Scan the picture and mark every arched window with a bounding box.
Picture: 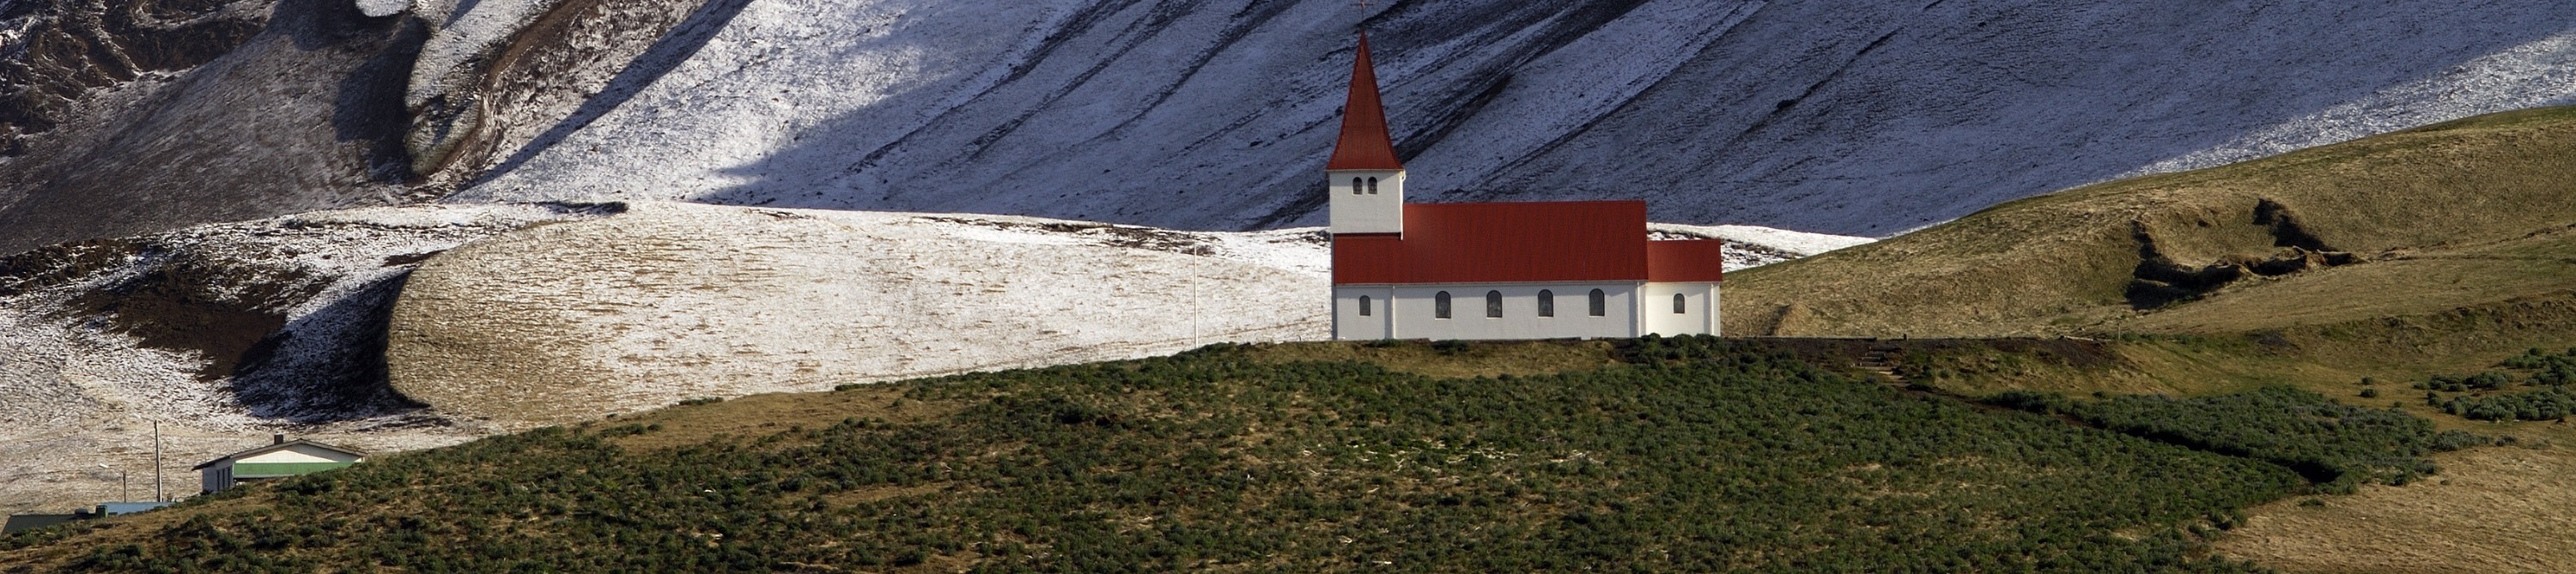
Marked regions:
[1358,295,1372,317]
[1485,291,1504,317]
[1367,177,1379,194]
[1434,291,1452,319]
[1674,293,1688,314]
[1352,177,1364,195]
[1589,289,1607,317]
[1537,290,1555,317]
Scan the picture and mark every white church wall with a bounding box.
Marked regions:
[1326,170,1406,234]
[1331,287,1397,340]
[1336,283,1643,341]
[1641,281,1720,336]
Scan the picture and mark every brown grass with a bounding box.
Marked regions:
[0,492,268,571]
[596,384,962,452]
[2216,447,2576,574]
[1236,340,1620,379]
[1722,106,2576,338]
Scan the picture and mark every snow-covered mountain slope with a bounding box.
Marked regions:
[0,202,609,514]
[447,0,2576,238]
[9,0,2575,256]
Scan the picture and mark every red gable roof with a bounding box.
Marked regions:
[1327,33,1403,172]
[1333,201,1724,285]
[1647,239,1727,282]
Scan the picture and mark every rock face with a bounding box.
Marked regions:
[0,0,271,157]
[0,0,705,256]
[384,202,1333,426]
[0,0,423,257]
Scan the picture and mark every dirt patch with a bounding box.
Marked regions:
[380,251,442,266]
[0,239,142,296]
[917,216,1222,255]
[57,252,317,382]
[2218,447,2576,574]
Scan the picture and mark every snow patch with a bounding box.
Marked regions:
[355,0,410,18]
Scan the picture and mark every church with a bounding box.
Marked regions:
[1327,34,1725,341]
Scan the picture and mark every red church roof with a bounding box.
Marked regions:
[1332,201,1724,285]
[1327,33,1403,172]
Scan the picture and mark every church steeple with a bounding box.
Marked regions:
[1326,32,1406,236]
[1327,33,1403,171]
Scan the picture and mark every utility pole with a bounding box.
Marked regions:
[152,421,163,503]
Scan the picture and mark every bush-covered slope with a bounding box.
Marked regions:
[0,338,2351,572]
[1722,106,2576,338]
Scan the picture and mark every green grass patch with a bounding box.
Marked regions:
[1984,386,2489,492]
[21,337,2310,572]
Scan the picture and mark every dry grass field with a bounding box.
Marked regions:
[2219,447,2576,574]
[1722,106,2576,339]
[1712,107,2576,572]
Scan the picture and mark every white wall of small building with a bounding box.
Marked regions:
[1334,281,1718,341]
[1641,281,1721,337]
[201,464,228,495]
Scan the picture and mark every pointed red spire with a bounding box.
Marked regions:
[1327,33,1404,171]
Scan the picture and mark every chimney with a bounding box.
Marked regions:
[272,433,285,445]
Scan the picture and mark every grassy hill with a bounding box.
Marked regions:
[0,338,2486,572]
[1722,106,2576,340]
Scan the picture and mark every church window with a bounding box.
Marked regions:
[1674,293,1688,314]
[1352,177,1364,195]
[1367,177,1380,194]
[1537,290,1555,317]
[1434,292,1452,318]
[1485,291,1504,317]
[1589,289,1607,317]
[1358,295,1372,317]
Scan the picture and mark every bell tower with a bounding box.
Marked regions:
[1327,33,1405,236]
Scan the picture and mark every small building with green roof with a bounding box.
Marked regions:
[194,435,366,494]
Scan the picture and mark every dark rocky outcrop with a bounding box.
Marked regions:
[0,0,272,156]
[2126,199,2363,310]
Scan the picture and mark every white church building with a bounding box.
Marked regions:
[1326,34,1725,341]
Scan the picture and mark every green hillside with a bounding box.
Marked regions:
[1723,106,2576,341]
[0,338,2473,572]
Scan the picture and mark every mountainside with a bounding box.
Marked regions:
[425,0,2576,234]
[1722,106,2576,340]
[8,0,2576,255]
